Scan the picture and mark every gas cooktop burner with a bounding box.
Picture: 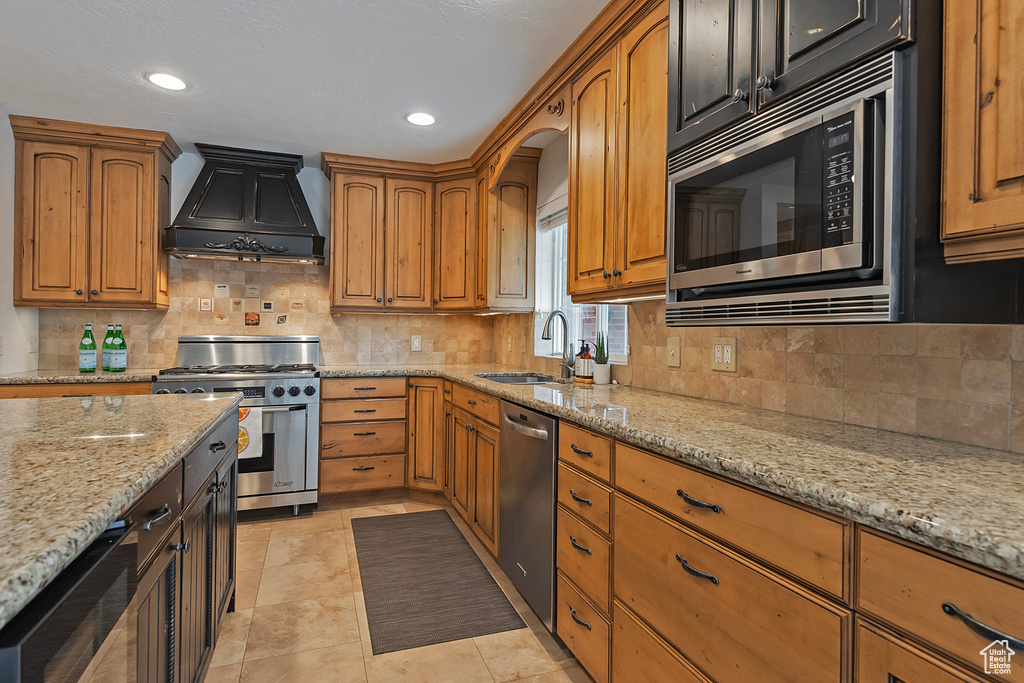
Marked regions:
[159,363,317,376]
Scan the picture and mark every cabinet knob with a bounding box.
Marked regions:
[387,297,393,303]
[756,75,774,91]
[377,297,382,303]
[613,268,622,277]
[433,299,438,304]
[602,270,612,279]
[75,289,83,295]
[731,89,748,104]
[90,289,98,295]
[172,539,191,554]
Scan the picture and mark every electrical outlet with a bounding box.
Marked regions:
[667,336,680,368]
[711,337,737,372]
[411,335,421,352]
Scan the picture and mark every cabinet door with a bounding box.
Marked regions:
[213,454,237,631]
[132,538,178,683]
[488,159,538,311]
[471,419,499,556]
[178,478,216,683]
[856,621,987,683]
[408,378,444,490]
[616,2,670,288]
[756,0,909,107]
[331,174,385,309]
[451,409,473,522]
[385,178,433,309]
[443,401,455,500]
[475,169,490,307]
[15,141,89,304]
[569,48,618,295]
[668,0,755,153]
[434,178,477,310]
[942,0,1024,262]
[88,147,155,304]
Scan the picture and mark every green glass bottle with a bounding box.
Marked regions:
[101,323,114,371]
[111,324,127,372]
[78,324,97,373]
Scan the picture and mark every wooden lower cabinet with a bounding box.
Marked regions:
[856,619,988,683]
[132,538,176,683]
[450,408,473,521]
[408,378,445,491]
[213,454,237,630]
[0,382,152,399]
[556,507,611,614]
[178,472,216,683]
[556,572,610,683]
[320,456,405,492]
[442,400,455,500]
[613,493,850,682]
[445,402,499,556]
[611,601,710,683]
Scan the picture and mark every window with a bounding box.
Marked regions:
[535,215,628,363]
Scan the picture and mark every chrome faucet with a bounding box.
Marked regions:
[541,310,575,380]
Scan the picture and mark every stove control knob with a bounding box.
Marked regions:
[156,389,171,395]
[273,386,285,398]
[190,388,206,394]
[173,388,188,394]
[288,386,301,397]
[304,385,316,396]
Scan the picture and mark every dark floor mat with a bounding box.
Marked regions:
[351,509,525,654]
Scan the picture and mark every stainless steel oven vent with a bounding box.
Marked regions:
[666,290,891,326]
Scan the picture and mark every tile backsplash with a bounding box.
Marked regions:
[494,300,1024,453]
[38,259,495,369]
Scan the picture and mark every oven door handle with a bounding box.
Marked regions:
[261,406,304,413]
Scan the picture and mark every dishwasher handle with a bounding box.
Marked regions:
[502,413,550,440]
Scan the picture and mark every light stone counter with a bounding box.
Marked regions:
[0,393,241,630]
[0,368,160,384]
[318,364,1024,581]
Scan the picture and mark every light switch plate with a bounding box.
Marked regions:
[667,337,681,368]
[411,335,421,351]
[711,337,737,372]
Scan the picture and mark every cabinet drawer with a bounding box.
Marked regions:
[612,601,710,683]
[858,529,1024,680]
[856,619,987,683]
[321,421,406,458]
[557,463,612,535]
[322,398,407,423]
[558,424,612,482]
[321,378,407,399]
[129,462,183,570]
[556,572,610,683]
[184,416,237,506]
[615,443,847,598]
[614,495,849,683]
[320,456,405,493]
[556,507,611,614]
[452,384,499,425]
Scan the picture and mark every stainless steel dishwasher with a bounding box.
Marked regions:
[498,401,558,631]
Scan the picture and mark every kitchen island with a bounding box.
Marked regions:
[0,393,241,631]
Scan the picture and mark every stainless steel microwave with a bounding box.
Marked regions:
[669,97,883,292]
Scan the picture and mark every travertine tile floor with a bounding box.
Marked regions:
[207,499,591,683]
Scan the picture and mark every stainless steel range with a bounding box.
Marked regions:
[154,336,320,514]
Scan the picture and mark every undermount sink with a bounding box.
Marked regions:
[475,373,560,385]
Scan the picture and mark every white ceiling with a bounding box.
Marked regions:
[0,0,608,166]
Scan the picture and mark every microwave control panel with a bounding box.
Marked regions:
[823,111,857,246]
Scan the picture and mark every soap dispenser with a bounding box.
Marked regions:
[575,339,594,384]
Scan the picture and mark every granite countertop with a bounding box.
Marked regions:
[0,393,241,630]
[318,363,1024,581]
[0,368,161,384]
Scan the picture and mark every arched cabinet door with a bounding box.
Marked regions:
[433,178,476,311]
[330,174,385,309]
[385,178,434,310]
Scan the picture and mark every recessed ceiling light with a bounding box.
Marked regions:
[405,112,436,126]
[145,72,187,91]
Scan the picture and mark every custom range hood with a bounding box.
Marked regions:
[165,144,325,263]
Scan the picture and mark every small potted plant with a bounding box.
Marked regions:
[593,332,611,385]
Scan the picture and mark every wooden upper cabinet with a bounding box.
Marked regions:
[570,47,619,295]
[942,0,1024,263]
[434,178,477,310]
[475,169,490,307]
[487,156,538,312]
[616,2,669,290]
[385,178,433,310]
[757,0,910,108]
[668,0,755,153]
[11,117,179,309]
[330,174,386,309]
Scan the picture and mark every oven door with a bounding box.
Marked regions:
[237,405,308,497]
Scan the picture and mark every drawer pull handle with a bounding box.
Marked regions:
[353,431,377,436]
[322,442,337,450]
[353,466,376,471]
[568,605,592,631]
[354,387,376,391]
[677,490,722,514]
[676,554,719,585]
[569,489,593,506]
[142,505,171,531]
[467,399,478,405]
[444,389,451,394]
[942,603,1024,651]
[570,444,593,457]
[569,534,592,555]
[210,441,227,452]
[353,409,376,413]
